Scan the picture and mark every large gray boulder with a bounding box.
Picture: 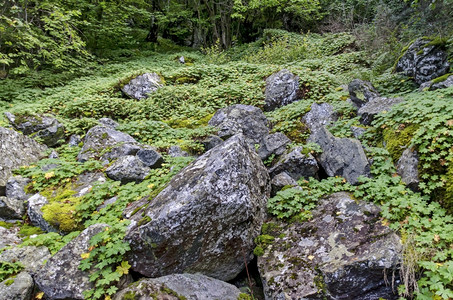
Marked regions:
[348,79,380,108]
[121,72,163,100]
[125,134,270,281]
[269,146,319,181]
[4,112,64,147]
[113,274,241,300]
[77,125,140,162]
[419,74,453,91]
[397,147,420,192]
[264,69,300,111]
[302,102,338,132]
[0,246,51,274]
[309,127,370,185]
[395,38,450,85]
[106,155,151,183]
[208,104,269,144]
[0,271,34,300]
[258,192,401,300]
[358,97,404,126]
[258,132,291,161]
[0,127,47,196]
[34,224,108,300]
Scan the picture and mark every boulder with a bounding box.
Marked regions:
[0,197,25,220]
[5,176,30,201]
[264,69,300,111]
[309,127,370,185]
[0,272,34,300]
[68,134,81,147]
[302,102,338,132]
[270,172,299,196]
[397,147,420,192]
[98,117,119,129]
[395,38,450,85]
[202,135,224,152]
[258,192,401,300]
[136,149,164,168]
[113,274,241,300]
[258,133,291,161]
[208,104,269,144]
[358,97,404,126]
[77,125,140,162]
[0,226,22,250]
[351,126,366,139]
[27,194,58,233]
[106,155,150,183]
[348,79,380,108]
[34,224,108,300]
[121,72,163,100]
[269,147,319,181]
[168,145,189,157]
[72,172,106,197]
[4,112,64,146]
[125,134,270,281]
[0,127,47,196]
[0,246,51,274]
[48,150,59,159]
[419,74,453,91]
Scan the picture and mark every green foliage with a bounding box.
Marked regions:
[0,261,23,282]
[21,231,80,255]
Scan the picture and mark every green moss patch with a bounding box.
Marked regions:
[383,124,419,162]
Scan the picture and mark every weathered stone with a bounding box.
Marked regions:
[348,79,380,109]
[0,127,47,196]
[397,147,420,192]
[358,97,404,126]
[264,69,300,111]
[27,194,57,233]
[202,135,224,152]
[395,38,450,85]
[114,274,241,300]
[6,176,30,201]
[258,133,291,161]
[0,196,25,220]
[73,172,106,197]
[34,224,108,300]
[126,134,270,281]
[0,246,50,274]
[98,117,119,129]
[270,172,299,196]
[179,56,185,64]
[351,126,366,139]
[309,127,370,185]
[106,155,150,183]
[209,104,269,144]
[269,147,319,181]
[0,226,22,250]
[302,102,338,132]
[136,149,164,168]
[168,145,189,157]
[419,74,453,91]
[258,192,401,300]
[77,125,140,162]
[0,272,34,300]
[5,112,65,147]
[121,72,163,100]
[96,196,118,211]
[48,151,59,159]
[68,134,81,147]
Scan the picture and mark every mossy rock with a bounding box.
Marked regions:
[383,124,419,162]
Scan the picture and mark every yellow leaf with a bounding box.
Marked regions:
[35,292,44,299]
[80,252,90,259]
[44,171,55,179]
[434,234,440,242]
[147,183,155,189]
[308,255,314,260]
[105,296,111,300]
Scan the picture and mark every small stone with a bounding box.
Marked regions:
[106,155,150,183]
[302,102,338,132]
[271,172,299,196]
[269,147,319,181]
[258,132,291,161]
[49,151,59,159]
[68,134,81,147]
[121,73,163,100]
[136,149,164,168]
[348,79,380,109]
[397,147,419,192]
[168,146,189,157]
[0,271,34,300]
[27,194,57,233]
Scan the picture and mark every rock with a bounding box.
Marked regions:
[351,126,366,139]
[96,196,118,211]
[0,246,51,274]
[77,125,140,162]
[0,127,47,196]
[114,274,241,300]
[309,127,370,185]
[208,104,269,144]
[72,172,106,197]
[0,197,25,220]
[136,149,164,168]
[106,155,150,183]
[5,112,65,147]
[270,172,299,196]
[264,69,300,111]
[34,224,108,300]
[258,133,291,161]
[0,226,22,249]
[6,176,30,201]
[258,192,401,300]
[358,97,404,126]
[27,194,57,233]
[179,56,185,64]
[48,151,59,159]
[395,38,450,85]
[302,102,338,132]
[121,72,163,100]
[269,147,319,181]
[397,147,420,192]
[126,134,270,281]
[0,272,34,300]
[98,117,119,129]
[202,135,224,152]
[419,74,453,91]
[348,79,380,108]
[168,145,189,157]
[68,134,81,147]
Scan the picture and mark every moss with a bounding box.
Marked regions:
[175,76,199,84]
[18,224,44,237]
[138,216,151,226]
[237,293,252,300]
[253,246,264,256]
[0,221,16,229]
[383,124,419,162]
[431,73,452,84]
[123,291,136,300]
[4,278,14,286]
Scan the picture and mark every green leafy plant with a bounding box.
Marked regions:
[0,261,24,282]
